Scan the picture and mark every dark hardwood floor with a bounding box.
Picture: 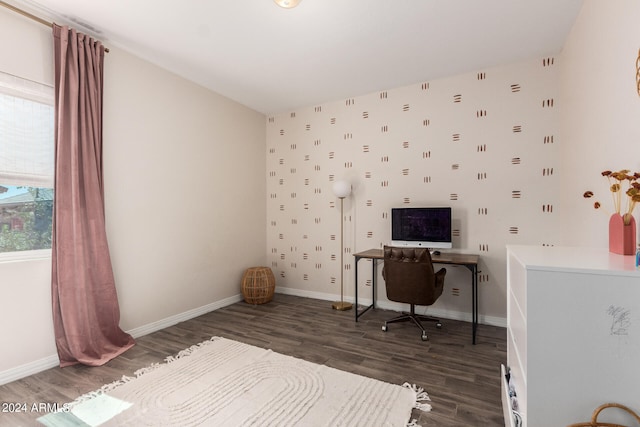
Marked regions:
[0,294,506,426]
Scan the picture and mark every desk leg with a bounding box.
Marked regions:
[354,256,360,322]
[354,257,376,322]
[371,259,376,310]
[462,264,478,345]
[471,265,478,345]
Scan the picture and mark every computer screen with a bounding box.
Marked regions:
[391,207,452,249]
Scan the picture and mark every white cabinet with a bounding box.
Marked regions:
[503,245,640,427]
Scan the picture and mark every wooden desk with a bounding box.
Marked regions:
[353,248,480,344]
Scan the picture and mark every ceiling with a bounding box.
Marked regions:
[13,0,584,115]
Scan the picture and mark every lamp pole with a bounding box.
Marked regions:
[332,181,352,311]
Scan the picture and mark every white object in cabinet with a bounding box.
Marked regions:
[504,245,640,427]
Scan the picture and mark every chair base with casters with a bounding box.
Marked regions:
[381,304,442,341]
[381,246,447,342]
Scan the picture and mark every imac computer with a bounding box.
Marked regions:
[391,207,452,250]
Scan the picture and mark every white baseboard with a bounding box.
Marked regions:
[0,355,60,387]
[0,294,244,386]
[126,294,243,338]
[0,290,505,386]
[275,287,507,328]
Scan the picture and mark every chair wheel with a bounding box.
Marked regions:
[382,325,388,332]
[421,333,428,341]
[436,322,442,329]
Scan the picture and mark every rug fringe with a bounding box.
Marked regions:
[67,337,224,409]
[133,337,223,375]
[167,336,221,362]
[402,382,432,412]
[68,374,133,408]
[133,362,162,377]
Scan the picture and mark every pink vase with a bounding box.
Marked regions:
[609,214,637,255]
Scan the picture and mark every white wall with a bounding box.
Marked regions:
[0,8,266,380]
[0,9,53,86]
[103,48,266,330]
[559,0,640,246]
[266,59,561,324]
[0,8,57,379]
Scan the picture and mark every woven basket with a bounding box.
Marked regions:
[241,267,275,305]
[567,403,640,427]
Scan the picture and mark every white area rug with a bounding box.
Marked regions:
[39,337,431,426]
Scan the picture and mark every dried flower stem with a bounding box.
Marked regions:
[585,170,640,226]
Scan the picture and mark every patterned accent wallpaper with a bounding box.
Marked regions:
[266,57,560,324]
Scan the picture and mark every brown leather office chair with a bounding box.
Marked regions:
[381,246,446,341]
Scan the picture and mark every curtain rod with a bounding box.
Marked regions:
[0,0,109,52]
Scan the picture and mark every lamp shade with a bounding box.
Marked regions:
[332,180,351,198]
[274,0,301,8]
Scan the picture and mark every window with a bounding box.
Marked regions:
[0,71,54,254]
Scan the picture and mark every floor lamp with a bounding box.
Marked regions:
[332,180,353,311]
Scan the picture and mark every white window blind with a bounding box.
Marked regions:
[0,71,54,188]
